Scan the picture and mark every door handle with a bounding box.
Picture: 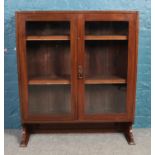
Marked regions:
[78,65,83,79]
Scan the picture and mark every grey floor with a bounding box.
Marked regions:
[5,129,150,155]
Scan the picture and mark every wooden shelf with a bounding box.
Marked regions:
[85,35,128,40]
[26,35,70,41]
[28,76,70,85]
[85,76,127,84]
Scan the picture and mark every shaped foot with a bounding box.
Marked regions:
[124,124,135,145]
[20,126,30,147]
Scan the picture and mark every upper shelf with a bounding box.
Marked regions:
[85,35,128,41]
[26,35,70,41]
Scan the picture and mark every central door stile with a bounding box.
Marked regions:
[70,15,79,120]
[77,14,85,120]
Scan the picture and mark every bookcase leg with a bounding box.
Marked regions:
[124,123,135,145]
[20,126,30,147]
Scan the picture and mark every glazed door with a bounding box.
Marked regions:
[17,13,77,122]
[77,13,138,121]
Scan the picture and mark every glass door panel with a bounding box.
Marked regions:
[85,84,127,114]
[28,85,71,115]
[25,18,75,120]
[83,20,129,117]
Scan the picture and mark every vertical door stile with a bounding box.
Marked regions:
[77,14,85,120]
[70,15,78,120]
[16,14,29,121]
[126,14,138,121]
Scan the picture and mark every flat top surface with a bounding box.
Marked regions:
[16,10,138,14]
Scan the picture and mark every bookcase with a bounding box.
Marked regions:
[16,11,139,146]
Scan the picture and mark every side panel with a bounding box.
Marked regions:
[16,13,28,121]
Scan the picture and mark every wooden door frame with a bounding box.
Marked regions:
[16,12,78,122]
[77,12,139,122]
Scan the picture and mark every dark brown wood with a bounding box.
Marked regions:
[124,123,135,145]
[29,122,129,133]
[126,13,139,121]
[27,41,71,80]
[77,13,85,121]
[16,12,29,122]
[16,11,139,146]
[20,125,29,147]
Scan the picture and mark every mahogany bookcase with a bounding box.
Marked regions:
[16,11,139,147]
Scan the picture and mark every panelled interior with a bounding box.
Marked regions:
[28,85,71,115]
[26,41,70,81]
[85,84,127,114]
[85,40,128,79]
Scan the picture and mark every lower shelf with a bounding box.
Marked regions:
[28,76,70,85]
[85,75,126,84]
[85,35,128,40]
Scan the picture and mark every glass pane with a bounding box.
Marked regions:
[26,41,70,81]
[85,21,128,35]
[28,85,71,115]
[26,21,70,36]
[26,21,72,117]
[84,21,128,115]
[85,84,126,114]
[85,40,128,79]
